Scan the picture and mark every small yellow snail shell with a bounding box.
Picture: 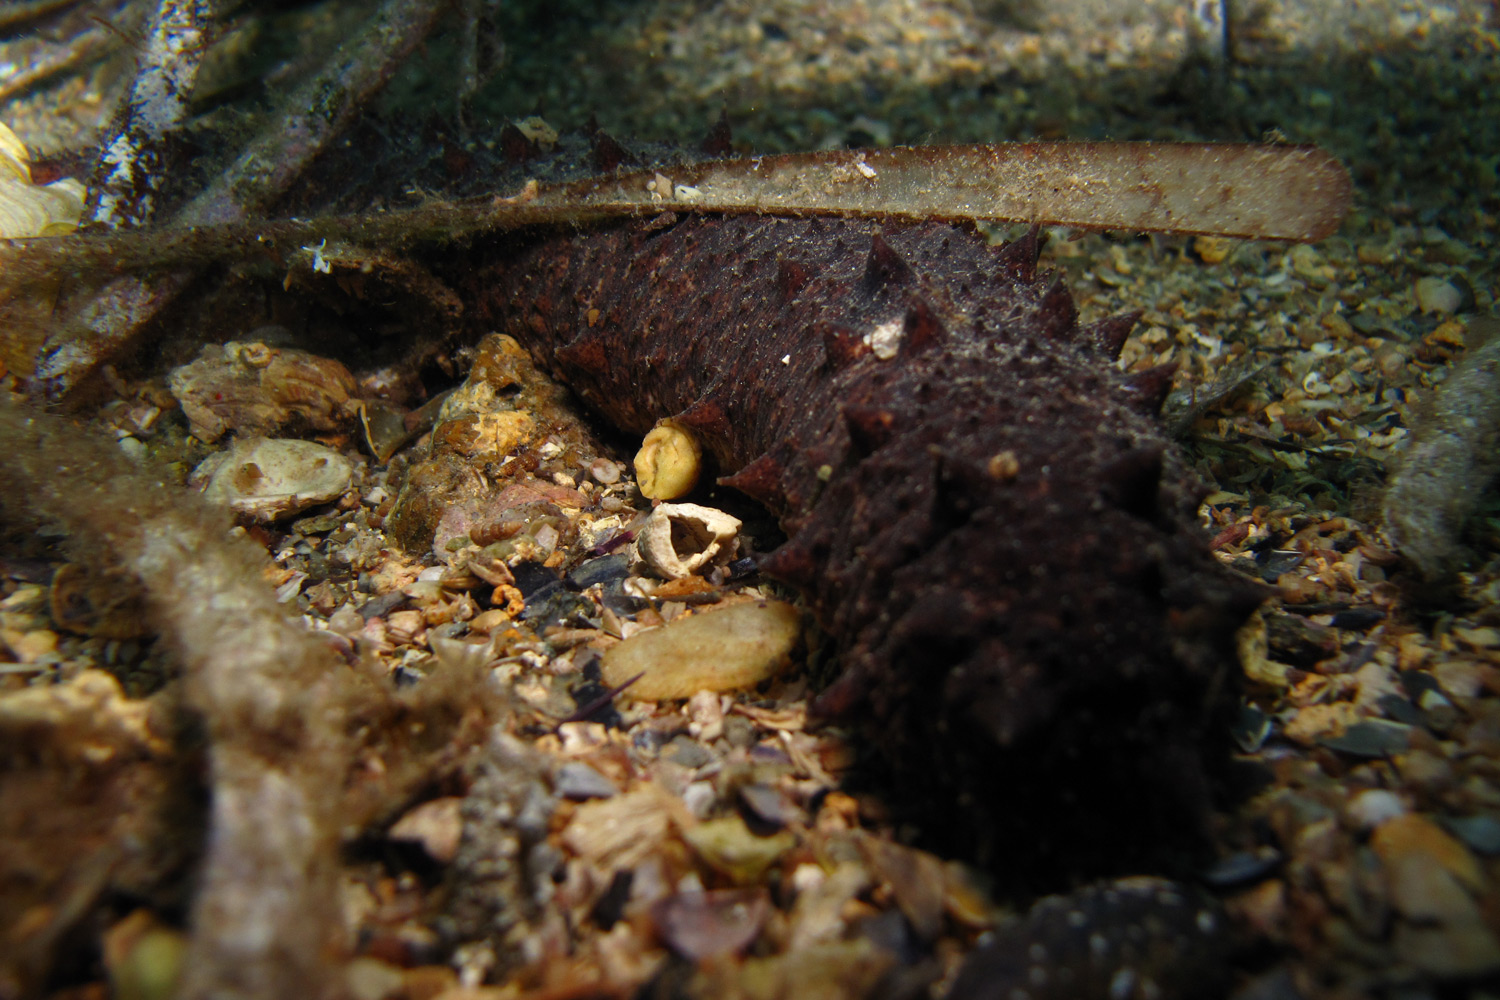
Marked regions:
[634,419,702,500]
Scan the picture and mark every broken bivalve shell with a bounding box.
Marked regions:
[0,121,85,238]
[651,888,771,961]
[192,437,354,522]
[0,176,85,238]
[637,502,741,581]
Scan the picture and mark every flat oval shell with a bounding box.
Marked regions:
[193,437,354,521]
[601,600,800,700]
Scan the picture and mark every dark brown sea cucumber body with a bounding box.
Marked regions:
[468,213,1261,882]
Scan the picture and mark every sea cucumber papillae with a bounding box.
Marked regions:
[471,213,1264,889]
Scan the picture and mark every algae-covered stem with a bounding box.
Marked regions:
[89,0,214,230]
[9,0,451,401]
[552,141,1353,242]
[0,401,505,1000]
[0,140,1351,289]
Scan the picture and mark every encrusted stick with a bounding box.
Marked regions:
[26,0,449,399]
[539,141,1354,242]
[88,0,216,230]
[1,141,1352,292]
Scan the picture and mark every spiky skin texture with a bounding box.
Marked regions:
[468,215,1262,884]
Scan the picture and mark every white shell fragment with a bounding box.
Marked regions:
[638,503,741,580]
[0,121,85,238]
[601,600,801,701]
[0,123,28,182]
[192,437,354,522]
[862,319,904,360]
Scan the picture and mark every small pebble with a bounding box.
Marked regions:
[467,608,510,634]
[687,689,725,742]
[1414,275,1464,314]
[682,780,717,819]
[327,604,365,637]
[554,762,619,801]
[387,797,464,864]
[664,734,714,769]
[589,457,622,484]
[359,591,406,620]
[1347,789,1408,831]
[683,816,796,883]
[1203,848,1283,888]
[1319,719,1412,758]
[345,957,406,1000]
[1431,659,1487,703]
[1371,813,1484,891]
[1232,704,1271,753]
[103,911,186,1000]
[650,888,770,961]
[117,435,147,461]
[1444,815,1500,856]
[1288,244,1333,282]
[1193,235,1233,264]
[740,783,803,829]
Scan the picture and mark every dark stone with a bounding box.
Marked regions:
[567,553,631,590]
[554,762,618,800]
[590,869,633,930]
[1446,815,1500,855]
[663,735,712,770]
[947,879,1231,1000]
[1256,548,1305,581]
[1329,606,1386,630]
[1377,693,1424,726]
[1264,611,1339,666]
[358,590,406,620]
[1319,719,1412,757]
[1202,847,1283,887]
[517,586,589,627]
[510,560,562,597]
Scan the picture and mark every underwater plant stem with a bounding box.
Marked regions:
[1,140,1353,289]
[548,141,1352,242]
[0,1,127,103]
[7,139,1349,400]
[179,0,446,227]
[88,0,217,229]
[0,402,353,998]
[24,0,449,400]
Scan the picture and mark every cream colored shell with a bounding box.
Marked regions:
[633,420,702,500]
[191,437,354,522]
[636,503,741,580]
[0,121,86,239]
[600,600,801,701]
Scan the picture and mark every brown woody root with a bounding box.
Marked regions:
[0,402,504,999]
[24,0,451,400]
[1383,316,1500,581]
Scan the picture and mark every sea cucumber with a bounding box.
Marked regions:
[467,212,1264,884]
